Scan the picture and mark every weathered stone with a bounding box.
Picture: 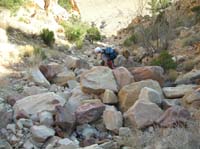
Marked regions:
[76,103,105,124]
[102,89,118,104]
[6,93,24,106]
[53,70,76,86]
[175,69,200,85]
[80,66,118,94]
[119,127,132,137]
[0,140,12,149]
[81,144,103,149]
[129,66,165,86]
[124,100,163,129]
[103,106,122,132]
[23,139,37,149]
[6,124,16,134]
[163,84,197,99]
[0,100,13,128]
[119,79,163,112]
[39,111,54,127]
[65,55,90,69]
[57,138,78,149]
[112,67,134,89]
[55,105,76,136]
[13,92,66,117]
[76,124,99,139]
[31,125,55,143]
[39,63,63,82]
[67,80,79,89]
[23,86,48,96]
[182,90,200,108]
[114,55,127,67]
[17,118,33,129]
[99,141,118,149]
[156,106,191,127]
[138,87,162,106]
[29,67,50,87]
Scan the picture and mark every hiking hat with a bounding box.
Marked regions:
[94,47,103,53]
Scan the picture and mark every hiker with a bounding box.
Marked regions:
[94,47,118,69]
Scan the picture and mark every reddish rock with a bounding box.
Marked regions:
[156,106,191,127]
[55,105,76,136]
[112,67,134,89]
[129,66,165,86]
[39,63,63,82]
[7,94,24,106]
[75,103,105,124]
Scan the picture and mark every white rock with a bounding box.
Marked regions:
[39,111,54,126]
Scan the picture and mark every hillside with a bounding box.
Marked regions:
[0,0,200,148]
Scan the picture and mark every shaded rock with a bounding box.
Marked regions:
[99,141,118,149]
[39,63,63,82]
[13,92,66,117]
[124,100,163,129]
[163,84,197,99]
[31,125,55,143]
[162,99,182,110]
[0,100,13,128]
[175,69,200,85]
[76,124,99,139]
[76,103,105,124]
[65,55,89,69]
[6,93,24,106]
[102,89,118,104]
[55,105,76,136]
[29,67,50,87]
[129,66,165,86]
[103,106,122,132]
[114,55,127,67]
[57,138,78,149]
[39,111,54,127]
[112,67,134,89]
[53,70,76,86]
[80,66,118,94]
[139,87,162,106]
[23,86,48,96]
[119,127,132,137]
[119,79,163,112]
[156,106,191,127]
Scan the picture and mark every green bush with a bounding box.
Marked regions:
[40,29,55,46]
[151,50,177,70]
[0,0,24,12]
[58,0,72,11]
[86,26,101,43]
[123,34,138,47]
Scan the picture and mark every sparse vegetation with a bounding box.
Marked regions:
[151,50,177,70]
[0,0,24,12]
[167,69,178,81]
[123,34,138,47]
[86,26,101,43]
[40,29,55,47]
[58,0,72,11]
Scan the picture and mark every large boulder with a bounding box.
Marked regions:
[182,89,200,109]
[118,79,163,112]
[112,67,134,89]
[129,66,165,86]
[39,62,64,82]
[0,98,13,128]
[175,69,200,85]
[65,55,90,69]
[124,100,163,129]
[31,125,55,143]
[163,84,197,99]
[80,66,118,94]
[156,106,191,127]
[103,106,122,132]
[13,92,66,118]
[75,103,105,124]
[29,67,50,87]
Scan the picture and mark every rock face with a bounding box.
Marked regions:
[129,66,165,86]
[75,103,105,124]
[102,89,118,104]
[0,99,13,128]
[138,87,162,106]
[112,67,134,89]
[80,66,118,94]
[31,125,55,143]
[156,106,191,127]
[175,69,200,85]
[103,106,122,132]
[29,67,50,87]
[118,79,163,112]
[55,105,76,136]
[124,100,163,129]
[13,92,66,117]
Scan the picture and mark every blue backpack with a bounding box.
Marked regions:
[103,47,118,60]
